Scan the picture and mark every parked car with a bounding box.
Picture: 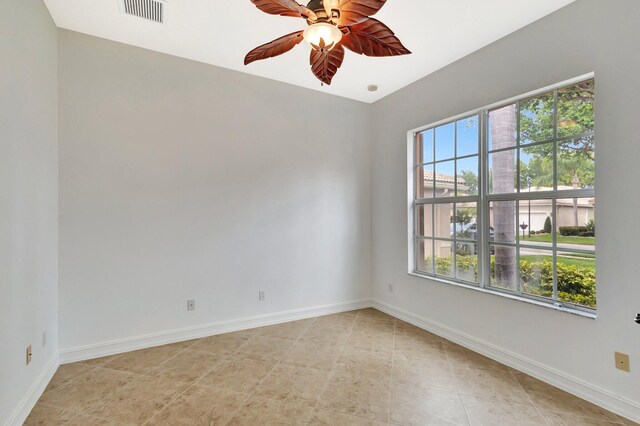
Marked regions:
[451,222,495,254]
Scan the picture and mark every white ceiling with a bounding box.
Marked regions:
[43,0,574,103]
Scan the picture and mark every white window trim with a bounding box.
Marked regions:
[407,72,596,317]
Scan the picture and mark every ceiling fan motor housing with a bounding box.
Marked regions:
[306,0,339,23]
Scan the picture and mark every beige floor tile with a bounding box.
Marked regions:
[395,325,442,343]
[37,368,135,413]
[394,334,448,362]
[23,403,75,425]
[345,329,395,353]
[353,316,396,331]
[84,374,190,424]
[395,320,438,336]
[453,367,530,404]
[334,347,393,385]
[390,383,468,426]
[236,335,295,360]
[150,349,225,383]
[102,344,185,375]
[226,396,315,425]
[513,372,622,423]
[163,338,201,349]
[254,319,315,340]
[317,375,390,422]
[312,312,358,328]
[63,414,120,425]
[357,308,395,322]
[43,363,95,393]
[28,310,627,426]
[146,385,249,425]
[280,341,342,371]
[303,323,353,338]
[254,364,330,407]
[443,341,509,372]
[299,328,351,351]
[188,330,253,356]
[197,353,277,393]
[462,395,545,426]
[392,354,457,393]
[76,353,124,367]
[309,408,388,425]
[539,408,625,426]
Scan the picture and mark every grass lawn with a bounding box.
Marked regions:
[520,254,595,269]
[523,233,595,246]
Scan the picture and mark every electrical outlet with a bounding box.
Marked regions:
[42,331,47,348]
[26,345,32,365]
[259,291,265,301]
[187,300,195,311]
[388,284,394,293]
[615,352,630,372]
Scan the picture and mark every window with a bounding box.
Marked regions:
[410,76,596,313]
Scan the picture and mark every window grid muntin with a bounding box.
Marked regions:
[411,77,595,313]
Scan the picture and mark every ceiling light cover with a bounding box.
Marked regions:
[303,23,343,50]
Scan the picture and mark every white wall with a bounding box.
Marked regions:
[57,30,372,352]
[371,0,639,414]
[0,0,59,423]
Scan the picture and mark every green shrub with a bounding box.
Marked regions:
[560,226,587,236]
[560,226,594,237]
[586,219,595,233]
[518,259,595,308]
[425,255,596,308]
[543,216,552,234]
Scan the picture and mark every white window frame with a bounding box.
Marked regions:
[407,73,596,317]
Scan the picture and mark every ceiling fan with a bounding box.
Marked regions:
[244,0,411,85]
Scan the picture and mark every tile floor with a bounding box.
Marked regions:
[25,308,637,425]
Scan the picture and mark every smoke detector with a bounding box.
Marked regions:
[120,0,166,24]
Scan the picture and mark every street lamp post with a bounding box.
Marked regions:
[528,181,532,237]
[572,173,580,226]
[520,222,528,240]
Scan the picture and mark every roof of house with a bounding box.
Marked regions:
[424,170,467,186]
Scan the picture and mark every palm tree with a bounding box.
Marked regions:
[490,105,517,289]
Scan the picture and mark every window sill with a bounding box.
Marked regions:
[408,272,597,319]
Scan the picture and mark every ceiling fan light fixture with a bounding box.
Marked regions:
[303,23,342,51]
[245,0,411,85]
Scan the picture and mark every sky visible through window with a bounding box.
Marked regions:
[420,117,478,177]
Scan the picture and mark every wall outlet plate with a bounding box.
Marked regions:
[259,291,265,301]
[187,300,195,311]
[26,345,32,365]
[42,331,47,348]
[615,352,630,372]
[388,284,394,293]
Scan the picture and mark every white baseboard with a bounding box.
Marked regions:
[5,354,59,426]
[371,299,640,424]
[59,299,371,365]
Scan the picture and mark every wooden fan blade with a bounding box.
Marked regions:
[342,18,410,56]
[336,0,386,27]
[310,44,345,85]
[250,0,317,21]
[245,31,305,65]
